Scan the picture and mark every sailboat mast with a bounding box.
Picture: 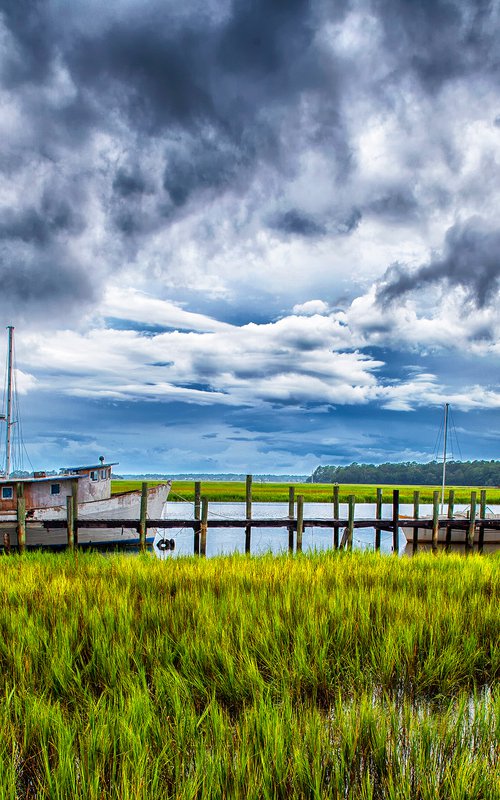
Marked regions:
[440,402,449,513]
[5,326,14,478]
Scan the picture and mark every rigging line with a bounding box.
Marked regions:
[448,406,463,463]
[432,409,445,463]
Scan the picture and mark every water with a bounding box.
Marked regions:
[153,502,500,559]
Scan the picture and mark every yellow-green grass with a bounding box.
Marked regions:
[0,551,498,798]
[113,479,500,504]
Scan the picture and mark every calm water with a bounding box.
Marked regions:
[153,502,500,559]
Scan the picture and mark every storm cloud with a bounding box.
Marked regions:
[1,0,500,315]
[377,218,500,308]
[1,1,500,472]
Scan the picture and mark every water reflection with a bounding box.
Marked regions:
[154,502,500,559]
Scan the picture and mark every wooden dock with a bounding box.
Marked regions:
[1,482,499,555]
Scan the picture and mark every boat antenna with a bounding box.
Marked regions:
[4,326,14,479]
[440,402,449,513]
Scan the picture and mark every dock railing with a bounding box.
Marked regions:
[1,479,499,555]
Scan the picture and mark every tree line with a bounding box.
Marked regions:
[309,460,500,486]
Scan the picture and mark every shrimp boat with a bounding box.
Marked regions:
[401,403,499,545]
[0,326,171,548]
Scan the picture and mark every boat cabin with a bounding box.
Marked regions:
[0,459,118,513]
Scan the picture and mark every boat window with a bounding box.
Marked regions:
[90,470,99,481]
[51,483,61,495]
[1,486,13,500]
[100,469,107,480]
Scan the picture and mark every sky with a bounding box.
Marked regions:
[0,0,499,475]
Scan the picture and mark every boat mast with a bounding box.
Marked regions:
[5,326,14,478]
[440,402,449,513]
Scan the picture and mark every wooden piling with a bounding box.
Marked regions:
[478,489,486,553]
[347,495,355,550]
[245,474,252,554]
[333,484,340,549]
[392,490,400,554]
[445,489,455,549]
[200,497,208,557]
[66,495,74,551]
[139,482,148,552]
[431,490,439,552]
[296,495,304,552]
[72,479,79,547]
[467,491,477,551]
[375,488,382,551]
[412,490,419,554]
[288,486,295,553]
[194,481,201,555]
[16,483,26,554]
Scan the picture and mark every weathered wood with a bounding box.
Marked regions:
[375,488,382,550]
[445,489,455,549]
[139,482,148,552]
[66,495,74,551]
[194,481,201,555]
[288,486,295,553]
[200,497,208,556]
[467,491,477,550]
[333,484,340,549]
[346,494,355,550]
[245,474,252,554]
[412,490,419,554]
[478,490,486,553]
[296,495,304,552]
[72,479,79,547]
[432,490,439,552]
[16,482,26,554]
[392,490,400,554]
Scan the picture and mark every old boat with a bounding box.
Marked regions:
[401,403,499,545]
[0,327,170,548]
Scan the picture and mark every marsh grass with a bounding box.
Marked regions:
[0,551,498,798]
[112,480,500,504]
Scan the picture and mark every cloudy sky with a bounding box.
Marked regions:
[1,0,499,475]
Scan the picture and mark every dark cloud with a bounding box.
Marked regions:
[374,0,499,92]
[112,169,148,198]
[377,217,500,307]
[0,0,500,322]
[0,199,84,245]
[0,248,95,318]
[368,189,418,222]
[270,209,326,238]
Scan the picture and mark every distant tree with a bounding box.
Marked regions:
[310,461,500,486]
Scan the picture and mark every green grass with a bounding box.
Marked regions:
[0,550,498,798]
[113,479,500,504]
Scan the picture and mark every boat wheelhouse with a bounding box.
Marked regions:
[0,459,118,515]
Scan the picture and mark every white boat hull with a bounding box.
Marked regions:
[401,515,500,545]
[1,482,171,547]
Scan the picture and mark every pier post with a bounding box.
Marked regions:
[412,490,419,554]
[466,491,477,551]
[139,482,148,552]
[347,495,355,550]
[392,490,400,555]
[375,488,382,550]
[66,495,74,551]
[296,495,304,552]
[16,483,26,554]
[72,479,79,547]
[478,489,486,553]
[288,486,295,553]
[245,474,252,554]
[200,497,208,557]
[333,484,340,549]
[431,491,439,552]
[194,481,201,555]
[445,489,455,549]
